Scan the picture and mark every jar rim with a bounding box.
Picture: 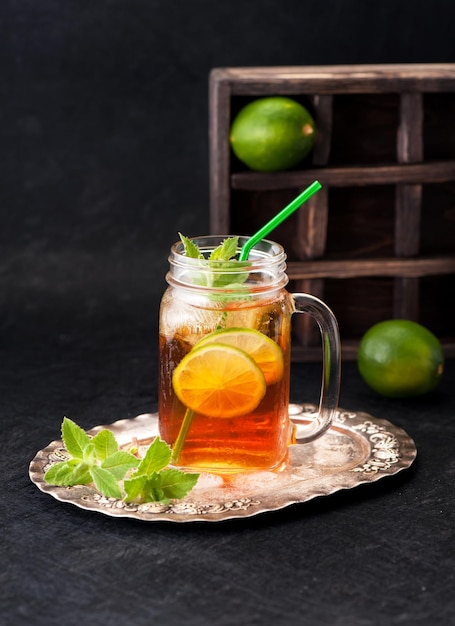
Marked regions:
[167,235,288,292]
[170,235,286,267]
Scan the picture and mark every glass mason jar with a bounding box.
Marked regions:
[159,236,340,474]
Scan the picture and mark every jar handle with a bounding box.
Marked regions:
[291,293,341,442]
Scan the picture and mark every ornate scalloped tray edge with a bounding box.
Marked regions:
[29,404,417,523]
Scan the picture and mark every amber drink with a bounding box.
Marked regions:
[158,236,340,474]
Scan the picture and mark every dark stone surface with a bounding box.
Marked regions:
[3,313,455,625]
[2,1,455,624]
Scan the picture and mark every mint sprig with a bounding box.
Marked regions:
[44,417,199,503]
[208,236,238,261]
[124,437,199,503]
[179,233,249,289]
[178,233,204,259]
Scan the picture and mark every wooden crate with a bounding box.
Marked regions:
[209,64,455,361]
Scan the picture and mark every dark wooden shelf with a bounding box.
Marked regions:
[209,64,455,361]
[231,161,455,191]
[213,64,455,95]
[287,256,455,280]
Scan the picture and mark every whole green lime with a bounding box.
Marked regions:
[357,320,444,398]
[230,97,316,172]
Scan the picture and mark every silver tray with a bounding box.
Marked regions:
[29,403,417,523]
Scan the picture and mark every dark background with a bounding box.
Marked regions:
[3,0,455,344]
[2,2,455,625]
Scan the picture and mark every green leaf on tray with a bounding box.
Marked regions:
[44,459,92,487]
[101,450,139,480]
[152,468,200,500]
[61,417,91,459]
[91,429,119,461]
[124,469,199,504]
[89,465,123,499]
[134,436,171,477]
[44,419,199,504]
[123,474,148,502]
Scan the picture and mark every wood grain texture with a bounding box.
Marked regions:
[296,187,329,260]
[394,92,424,320]
[209,75,231,233]
[231,162,455,190]
[310,94,333,166]
[287,256,455,279]
[211,64,455,94]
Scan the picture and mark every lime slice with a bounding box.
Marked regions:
[195,327,284,385]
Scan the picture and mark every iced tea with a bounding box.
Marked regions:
[158,235,341,474]
[159,294,294,472]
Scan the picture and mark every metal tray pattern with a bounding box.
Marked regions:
[29,404,417,523]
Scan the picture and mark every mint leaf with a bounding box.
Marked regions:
[124,469,199,503]
[179,233,204,259]
[208,238,249,289]
[209,236,239,261]
[134,436,171,477]
[44,459,91,486]
[101,451,139,480]
[61,417,91,459]
[91,429,118,461]
[82,442,96,466]
[210,265,250,289]
[89,465,122,499]
[178,234,249,292]
[124,474,163,503]
[123,474,148,502]
[44,419,200,504]
[144,482,166,502]
[152,469,199,500]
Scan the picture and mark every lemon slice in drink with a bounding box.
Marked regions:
[195,328,284,385]
[172,343,266,418]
